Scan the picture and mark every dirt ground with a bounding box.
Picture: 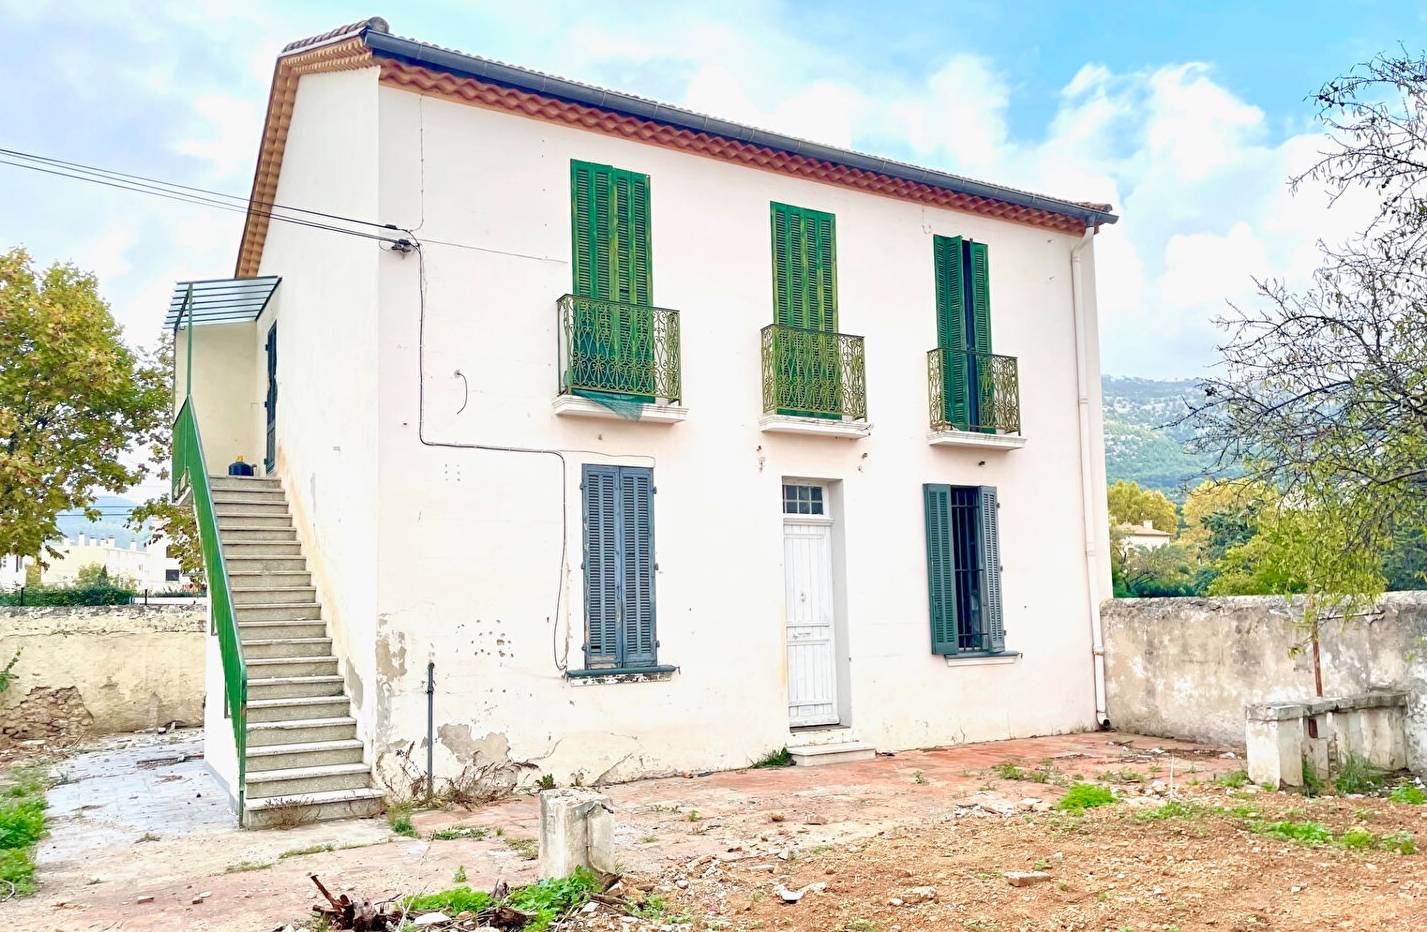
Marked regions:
[7,730,1424,930]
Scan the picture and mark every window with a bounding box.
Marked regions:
[923,484,1004,655]
[933,235,991,430]
[582,464,657,669]
[782,483,825,516]
[164,569,180,583]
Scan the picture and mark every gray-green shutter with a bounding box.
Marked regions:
[923,484,959,654]
[619,467,656,667]
[977,486,1005,652]
[582,465,621,665]
[933,235,968,429]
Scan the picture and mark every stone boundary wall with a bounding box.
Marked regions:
[1101,593,1427,772]
[0,605,205,745]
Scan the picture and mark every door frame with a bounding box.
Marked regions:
[264,321,278,474]
[781,480,844,728]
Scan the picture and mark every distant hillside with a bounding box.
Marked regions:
[1102,376,1211,501]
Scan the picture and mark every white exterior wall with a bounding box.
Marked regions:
[254,68,385,749]
[350,84,1110,785]
[174,321,260,471]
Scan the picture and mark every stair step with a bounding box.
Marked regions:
[247,716,357,747]
[246,762,372,799]
[213,488,287,505]
[216,502,290,518]
[787,742,876,767]
[249,695,352,723]
[221,527,298,544]
[225,542,302,557]
[227,556,308,573]
[247,738,365,772]
[240,620,327,640]
[231,569,313,587]
[244,787,385,828]
[235,603,323,622]
[243,637,333,659]
[232,586,318,605]
[210,476,281,492]
[248,656,337,678]
[216,514,293,530]
[248,675,345,700]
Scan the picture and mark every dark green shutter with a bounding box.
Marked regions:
[977,486,1005,652]
[771,203,837,332]
[583,465,620,664]
[619,468,656,666]
[968,242,993,432]
[923,484,959,655]
[933,235,968,429]
[570,161,653,401]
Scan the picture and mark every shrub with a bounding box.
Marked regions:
[1250,819,1332,845]
[0,584,134,606]
[403,885,494,915]
[1215,769,1249,789]
[0,847,35,896]
[0,798,45,849]
[752,748,793,768]
[1054,784,1116,812]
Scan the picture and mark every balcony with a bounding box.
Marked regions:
[556,294,684,421]
[760,324,869,437]
[926,349,1025,450]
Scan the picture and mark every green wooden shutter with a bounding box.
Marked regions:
[968,241,991,355]
[572,163,597,299]
[977,486,1005,653]
[771,203,837,332]
[933,235,968,429]
[582,465,621,665]
[923,484,959,655]
[619,467,656,667]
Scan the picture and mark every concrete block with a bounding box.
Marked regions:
[1361,707,1409,770]
[1247,717,1303,788]
[538,788,615,880]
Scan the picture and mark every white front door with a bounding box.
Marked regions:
[783,489,838,727]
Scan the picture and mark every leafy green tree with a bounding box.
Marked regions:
[1107,480,1177,534]
[0,248,167,561]
[128,331,203,579]
[1180,479,1276,560]
[1121,543,1202,597]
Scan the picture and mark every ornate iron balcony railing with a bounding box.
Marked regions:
[761,324,868,420]
[558,294,681,404]
[927,348,1021,434]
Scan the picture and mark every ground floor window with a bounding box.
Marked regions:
[582,464,657,669]
[923,484,1004,655]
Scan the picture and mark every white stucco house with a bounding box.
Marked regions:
[1117,520,1174,551]
[170,17,1116,825]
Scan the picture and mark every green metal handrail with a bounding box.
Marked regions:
[760,324,867,420]
[558,294,681,403]
[173,288,246,823]
[927,348,1021,434]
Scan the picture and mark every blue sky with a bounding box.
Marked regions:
[0,0,1417,398]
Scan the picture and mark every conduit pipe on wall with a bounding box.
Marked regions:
[1071,226,1110,727]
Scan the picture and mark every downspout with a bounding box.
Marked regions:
[1071,226,1109,727]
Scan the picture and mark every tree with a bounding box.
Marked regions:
[1107,480,1177,534]
[1188,50,1427,624]
[1180,479,1277,560]
[128,330,203,579]
[1120,543,1202,598]
[0,248,168,561]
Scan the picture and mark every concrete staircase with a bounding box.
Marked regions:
[212,475,384,828]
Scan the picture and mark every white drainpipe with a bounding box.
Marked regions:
[1071,226,1109,726]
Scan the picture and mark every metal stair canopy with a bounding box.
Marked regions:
[181,465,380,826]
[164,276,281,328]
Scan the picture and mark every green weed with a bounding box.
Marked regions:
[1338,827,1376,849]
[506,868,602,930]
[278,843,334,859]
[1098,769,1145,784]
[388,806,418,838]
[1054,784,1116,812]
[1333,754,1384,796]
[752,748,793,768]
[224,860,272,873]
[1249,819,1332,845]
[1378,831,1416,855]
[536,774,556,791]
[452,865,467,884]
[0,847,35,897]
[1215,769,1249,789]
[403,885,495,915]
[429,825,488,841]
[504,836,538,860]
[913,770,928,785]
[1300,757,1324,797]
[0,798,45,849]
[1135,800,1212,822]
[1388,784,1426,805]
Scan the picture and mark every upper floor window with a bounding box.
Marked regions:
[932,235,992,430]
[570,160,651,305]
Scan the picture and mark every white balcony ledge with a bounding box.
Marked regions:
[552,394,688,423]
[760,413,872,439]
[927,428,1027,450]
